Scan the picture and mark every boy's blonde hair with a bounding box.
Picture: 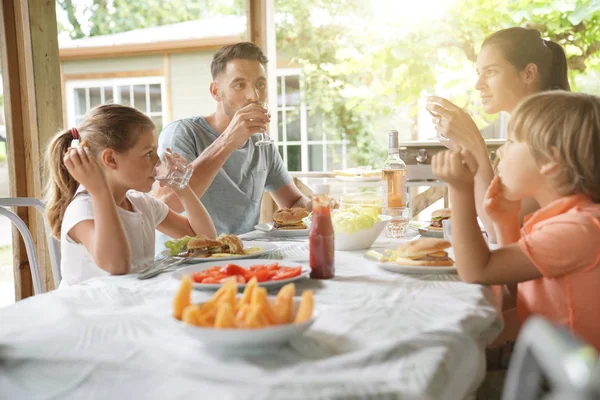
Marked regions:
[509,91,600,202]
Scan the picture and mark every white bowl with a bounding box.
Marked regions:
[334,217,390,251]
[178,298,317,351]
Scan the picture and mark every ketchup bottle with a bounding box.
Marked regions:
[309,184,335,279]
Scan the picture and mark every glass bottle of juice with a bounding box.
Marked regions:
[309,184,335,279]
[382,130,409,238]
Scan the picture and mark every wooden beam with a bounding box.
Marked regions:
[0,0,33,298]
[0,0,63,297]
[247,0,278,141]
[59,36,243,61]
[163,55,172,123]
[63,70,164,81]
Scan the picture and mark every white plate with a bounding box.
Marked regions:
[418,227,444,238]
[254,222,309,237]
[377,261,456,274]
[172,259,311,290]
[163,241,278,263]
[336,175,381,182]
[178,299,317,351]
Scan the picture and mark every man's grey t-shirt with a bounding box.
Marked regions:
[156,116,292,244]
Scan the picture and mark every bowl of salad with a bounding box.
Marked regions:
[304,206,391,251]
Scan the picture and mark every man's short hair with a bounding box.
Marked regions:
[211,42,269,79]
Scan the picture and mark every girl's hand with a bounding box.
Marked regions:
[432,149,479,192]
[158,149,192,192]
[63,147,109,196]
[427,96,486,154]
[484,176,521,224]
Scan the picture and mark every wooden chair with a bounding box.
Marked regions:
[259,177,314,223]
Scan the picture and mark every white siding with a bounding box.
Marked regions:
[169,52,215,120]
[62,56,163,75]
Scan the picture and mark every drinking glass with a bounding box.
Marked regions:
[442,218,452,243]
[254,102,273,147]
[383,207,411,238]
[153,150,193,190]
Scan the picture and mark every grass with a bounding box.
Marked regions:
[0,245,11,265]
[0,142,6,162]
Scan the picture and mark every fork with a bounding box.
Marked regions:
[137,256,175,276]
[138,258,187,280]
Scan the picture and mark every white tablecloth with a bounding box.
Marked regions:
[0,237,502,400]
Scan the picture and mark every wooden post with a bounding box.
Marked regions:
[247,0,278,141]
[0,0,63,297]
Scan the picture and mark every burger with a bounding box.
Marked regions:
[186,235,224,258]
[394,238,454,266]
[272,207,309,230]
[429,208,451,232]
[217,234,244,255]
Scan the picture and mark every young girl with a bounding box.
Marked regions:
[45,104,216,287]
[432,91,600,351]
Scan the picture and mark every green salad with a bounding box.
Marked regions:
[164,236,193,256]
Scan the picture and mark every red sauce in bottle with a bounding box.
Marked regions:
[309,186,335,279]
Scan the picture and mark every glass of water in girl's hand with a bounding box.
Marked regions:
[254,102,273,147]
[153,150,193,190]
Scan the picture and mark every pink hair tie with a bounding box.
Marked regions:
[70,127,81,148]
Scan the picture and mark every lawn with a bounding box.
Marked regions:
[0,142,6,162]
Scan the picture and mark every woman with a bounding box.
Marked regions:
[426,27,570,243]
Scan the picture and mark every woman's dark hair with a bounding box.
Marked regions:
[482,27,570,91]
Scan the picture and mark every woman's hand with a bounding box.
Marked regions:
[426,96,487,156]
[63,147,109,196]
[432,149,479,192]
[484,176,521,225]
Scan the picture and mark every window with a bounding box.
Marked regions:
[276,70,348,172]
[65,77,166,131]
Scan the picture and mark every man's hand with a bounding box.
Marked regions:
[222,103,270,149]
[484,176,521,225]
[432,149,479,192]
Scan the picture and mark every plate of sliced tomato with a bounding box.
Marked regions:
[172,259,311,290]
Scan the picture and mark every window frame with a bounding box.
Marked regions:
[65,76,167,128]
[276,69,348,172]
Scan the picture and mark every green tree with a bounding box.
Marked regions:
[56,0,600,166]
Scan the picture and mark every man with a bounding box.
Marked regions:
[155,42,310,239]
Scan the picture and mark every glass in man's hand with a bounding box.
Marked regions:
[254,102,273,147]
[153,150,193,190]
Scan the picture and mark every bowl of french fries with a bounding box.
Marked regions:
[173,276,317,348]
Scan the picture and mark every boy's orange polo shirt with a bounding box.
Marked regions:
[518,194,600,350]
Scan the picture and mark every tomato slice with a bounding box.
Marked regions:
[271,267,302,280]
[254,267,269,282]
[220,264,251,278]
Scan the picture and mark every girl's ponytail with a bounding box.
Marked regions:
[44,129,79,239]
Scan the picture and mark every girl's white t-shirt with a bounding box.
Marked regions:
[59,187,169,288]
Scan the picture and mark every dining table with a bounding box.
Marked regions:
[0,230,502,400]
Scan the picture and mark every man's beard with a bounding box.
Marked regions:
[220,92,246,119]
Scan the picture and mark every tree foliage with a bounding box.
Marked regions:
[57,0,600,166]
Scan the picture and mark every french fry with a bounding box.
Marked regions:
[251,287,277,325]
[173,276,193,320]
[214,303,236,329]
[235,303,250,327]
[237,277,257,311]
[245,304,269,329]
[182,304,202,325]
[273,283,295,324]
[294,291,314,323]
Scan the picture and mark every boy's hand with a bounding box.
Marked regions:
[63,147,109,196]
[484,176,521,224]
[432,149,479,191]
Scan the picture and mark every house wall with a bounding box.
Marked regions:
[62,55,163,74]
[169,52,215,120]
[61,52,217,126]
